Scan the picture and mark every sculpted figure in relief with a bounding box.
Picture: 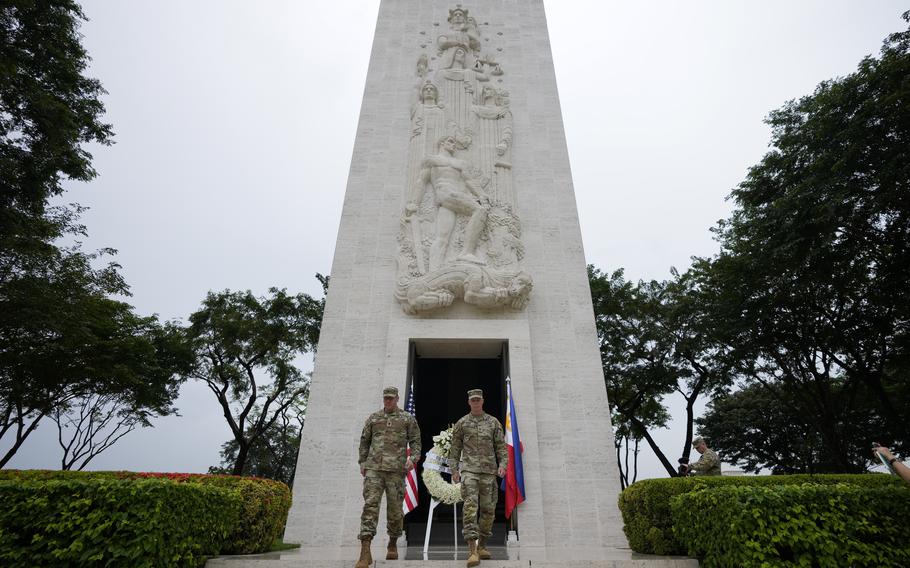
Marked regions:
[408,133,489,272]
[437,7,480,59]
[395,261,532,314]
[473,86,512,159]
[434,45,489,136]
[485,206,524,269]
[410,81,446,150]
[419,81,440,105]
[394,6,532,313]
[471,85,513,204]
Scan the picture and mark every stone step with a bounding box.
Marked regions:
[206,550,698,568]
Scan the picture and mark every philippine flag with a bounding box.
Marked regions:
[502,378,525,518]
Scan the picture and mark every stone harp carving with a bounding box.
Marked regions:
[396,5,532,314]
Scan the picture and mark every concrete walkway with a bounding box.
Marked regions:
[206,546,698,568]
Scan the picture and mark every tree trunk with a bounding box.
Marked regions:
[615,438,628,489]
[629,415,678,476]
[232,441,250,475]
[0,413,44,469]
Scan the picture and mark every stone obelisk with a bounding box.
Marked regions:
[284,0,629,560]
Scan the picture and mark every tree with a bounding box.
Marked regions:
[659,270,737,466]
[51,319,189,471]
[209,398,307,486]
[54,392,159,472]
[590,266,679,480]
[0,2,183,468]
[590,265,734,481]
[1,1,111,240]
[697,382,879,474]
[0,234,189,467]
[612,421,645,489]
[694,12,910,470]
[184,277,326,476]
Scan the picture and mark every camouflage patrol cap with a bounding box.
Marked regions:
[383,386,399,397]
[467,389,483,399]
[691,436,705,447]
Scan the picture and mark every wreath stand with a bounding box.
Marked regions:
[421,447,462,558]
[422,498,458,557]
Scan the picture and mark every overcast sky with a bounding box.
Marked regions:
[6,1,905,479]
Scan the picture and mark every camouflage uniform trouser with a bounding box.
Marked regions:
[359,469,406,540]
[460,472,498,542]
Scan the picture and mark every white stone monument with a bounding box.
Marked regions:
[274,1,668,565]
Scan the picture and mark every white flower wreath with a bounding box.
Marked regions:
[421,426,463,504]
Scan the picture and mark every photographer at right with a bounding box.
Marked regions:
[679,436,721,477]
[872,444,910,485]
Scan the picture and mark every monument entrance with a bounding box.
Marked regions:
[405,340,508,548]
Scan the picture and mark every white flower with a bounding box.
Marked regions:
[422,427,463,504]
[431,425,454,457]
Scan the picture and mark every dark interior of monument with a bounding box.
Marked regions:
[404,345,510,548]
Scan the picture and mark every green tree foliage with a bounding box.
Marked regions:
[209,401,305,487]
[185,276,327,476]
[0,214,190,468]
[590,266,673,483]
[697,382,879,474]
[658,271,735,466]
[589,266,732,482]
[0,1,112,238]
[1,1,112,299]
[596,13,910,479]
[692,12,910,472]
[0,3,190,469]
[52,316,189,472]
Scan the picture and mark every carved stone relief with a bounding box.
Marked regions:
[396,5,532,314]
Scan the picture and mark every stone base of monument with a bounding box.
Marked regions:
[205,548,699,567]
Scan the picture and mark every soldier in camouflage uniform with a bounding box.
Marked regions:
[355,386,421,568]
[449,389,507,567]
[686,436,721,476]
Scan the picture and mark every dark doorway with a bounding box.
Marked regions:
[404,341,509,548]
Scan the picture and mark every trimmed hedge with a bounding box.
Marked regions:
[618,474,905,555]
[131,473,292,555]
[0,477,238,567]
[0,470,293,558]
[673,483,910,567]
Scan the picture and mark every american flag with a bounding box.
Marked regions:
[402,385,419,514]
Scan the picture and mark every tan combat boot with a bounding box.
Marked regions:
[477,537,491,560]
[355,539,372,568]
[466,539,480,567]
[386,537,398,560]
